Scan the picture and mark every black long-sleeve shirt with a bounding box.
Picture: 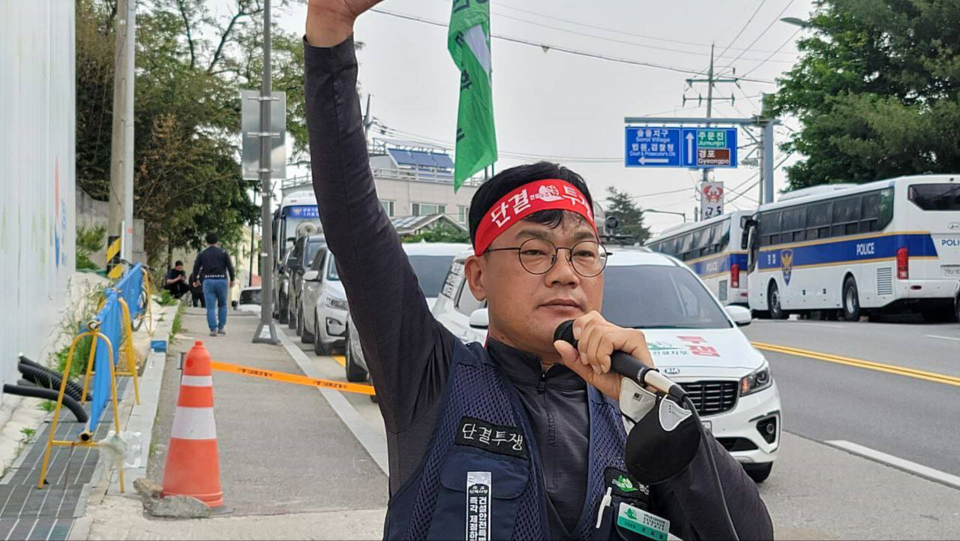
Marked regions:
[304,35,773,541]
[192,246,235,281]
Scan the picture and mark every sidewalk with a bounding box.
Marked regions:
[80,307,387,540]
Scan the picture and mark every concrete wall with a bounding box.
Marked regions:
[0,2,77,388]
[76,187,146,268]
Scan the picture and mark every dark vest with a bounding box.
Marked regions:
[384,340,643,540]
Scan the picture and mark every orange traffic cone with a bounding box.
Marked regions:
[161,341,223,508]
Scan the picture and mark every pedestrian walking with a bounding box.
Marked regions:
[192,233,236,336]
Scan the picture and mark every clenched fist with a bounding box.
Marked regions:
[306,0,384,47]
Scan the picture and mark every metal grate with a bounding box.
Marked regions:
[679,380,738,416]
[877,267,893,296]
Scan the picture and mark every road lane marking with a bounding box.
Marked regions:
[926,335,960,343]
[752,342,960,388]
[332,355,346,367]
[825,440,960,491]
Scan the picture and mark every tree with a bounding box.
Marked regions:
[75,0,309,265]
[400,226,470,244]
[770,0,960,190]
[604,187,651,244]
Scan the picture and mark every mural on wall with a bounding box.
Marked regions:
[55,158,68,269]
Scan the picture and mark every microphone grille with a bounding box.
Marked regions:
[554,320,577,346]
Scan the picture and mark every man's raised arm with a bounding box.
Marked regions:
[303,1,453,433]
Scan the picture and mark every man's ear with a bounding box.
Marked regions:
[464,255,487,302]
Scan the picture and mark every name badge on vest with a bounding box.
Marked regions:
[456,416,528,459]
[466,471,491,541]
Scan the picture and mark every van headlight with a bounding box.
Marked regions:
[324,296,348,311]
[740,364,772,396]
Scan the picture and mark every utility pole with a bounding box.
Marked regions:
[108,0,136,261]
[702,44,715,185]
[253,0,279,344]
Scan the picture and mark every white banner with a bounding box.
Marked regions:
[700,182,724,221]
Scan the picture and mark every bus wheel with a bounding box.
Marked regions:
[842,277,861,322]
[768,282,786,320]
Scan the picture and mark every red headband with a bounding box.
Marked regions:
[473,179,596,254]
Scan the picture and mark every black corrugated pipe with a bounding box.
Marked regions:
[18,363,84,402]
[18,355,86,399]
[2,385,89,424]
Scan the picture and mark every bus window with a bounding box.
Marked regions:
[879,188,894,229]
[782,207,806,242]
[909,184,960,211]
[832,196,861,237]
[807,202,832,240]
[761,211,782,247]
[861,192,880,232]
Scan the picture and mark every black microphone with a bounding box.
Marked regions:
[554,320,687,402]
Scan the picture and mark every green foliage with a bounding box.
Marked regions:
[770,0,960,190]
[171,303,185,338]
[400,226,471,244]
[604,187,651,244]
[52,281,106,380]
[75,0,310,265]
[76,225,106,270]
[38,400,57,414]
[20,428,36,442]
[157,290,179,307]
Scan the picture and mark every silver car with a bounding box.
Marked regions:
[344,242,468,384]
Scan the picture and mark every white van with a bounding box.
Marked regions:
[432,247,782,482]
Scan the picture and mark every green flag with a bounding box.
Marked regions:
[448,0,497,191]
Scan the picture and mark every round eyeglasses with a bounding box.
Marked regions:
[485,238,609,278]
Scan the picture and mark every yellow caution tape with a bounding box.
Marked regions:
[211,360,376,396]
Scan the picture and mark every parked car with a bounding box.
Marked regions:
[274,251,297,324]
[233,286,261,314]
[431,247,782,483]
[298,246,329,345]
[284,234,326,331]
[343,242,468,383]
[299,248,348,355]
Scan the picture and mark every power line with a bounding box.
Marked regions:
[722,0,796,71]
[740,28,802,78]
[487,9,796,65]
[371,8,778,85]
[489,1,800,57]
[716,0,767,61]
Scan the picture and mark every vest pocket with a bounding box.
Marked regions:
[425,446,530,541]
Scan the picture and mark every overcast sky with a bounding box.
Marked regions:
[264,0,817,233]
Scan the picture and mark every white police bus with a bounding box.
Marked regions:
[646,210,751,306]
[740,175,960,321]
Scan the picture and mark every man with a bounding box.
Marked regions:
[163,261,190,299]
[192,233,236,336]
[189,270,205,308]
[304,2,773,539]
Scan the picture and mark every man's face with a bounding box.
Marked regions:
[464,212,604,360]
[175,264,184,271]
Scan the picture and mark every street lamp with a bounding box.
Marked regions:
[644,209,688,223]
[780,17,812,28]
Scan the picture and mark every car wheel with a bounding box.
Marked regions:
[743,463,773,484]
[300,307,315,344]
[313,317,327,355]
[955,297,960,323]
[278,296,288,324]
[768,282,786,320]
[345,330,369,383]
[296,305,305,337]
[287,302,297,329]
[842,277,861,322]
